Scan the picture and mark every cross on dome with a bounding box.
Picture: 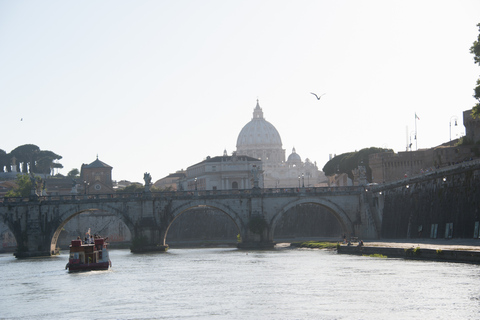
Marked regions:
[253,99,264,119]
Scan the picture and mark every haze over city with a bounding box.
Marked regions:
[1,1,479,183]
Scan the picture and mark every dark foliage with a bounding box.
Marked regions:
[322,147,392,182]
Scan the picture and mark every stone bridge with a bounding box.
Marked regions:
[0,186,378,257]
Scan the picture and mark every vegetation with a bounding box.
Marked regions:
[5,174,39,197]
[413,246,421,255]
[322,147,393,182]
[0,144,63,175]
[471,23,480,118]
[290,241,338,249]
[67,168,80,179]
[363,254,387,258]
[456,136,478,147]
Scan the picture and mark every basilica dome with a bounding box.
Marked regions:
[287,147,302,163]
[236,100,283,149]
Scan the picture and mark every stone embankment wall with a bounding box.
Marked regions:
[380,162,480,240]
[338,245,480,264]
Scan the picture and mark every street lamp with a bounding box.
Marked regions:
[302,173,305,188]
[194,177,197,191]
[450,116,458,142]
[298,175,300,188]
[409,131,416,151]
[84,181,89,195]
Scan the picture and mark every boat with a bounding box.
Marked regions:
[66,237,111,272]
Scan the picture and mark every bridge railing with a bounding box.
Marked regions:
[0,186,364,204]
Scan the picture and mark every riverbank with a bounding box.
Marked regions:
[337,238,480,264]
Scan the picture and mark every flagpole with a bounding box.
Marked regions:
[415,113,418,150]
[406,126,409,151]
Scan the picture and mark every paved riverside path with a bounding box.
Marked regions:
[355,238,480,251]
[276,237,480,251]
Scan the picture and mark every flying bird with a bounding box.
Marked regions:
[310,92,326,100]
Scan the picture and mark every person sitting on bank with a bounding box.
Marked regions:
[357,240,364,247]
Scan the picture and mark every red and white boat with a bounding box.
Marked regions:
[66,237,111,272]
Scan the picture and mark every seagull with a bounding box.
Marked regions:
[310,92,326,100]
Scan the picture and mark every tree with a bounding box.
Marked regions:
[36,150,63,174]
[67,168,80,179]
[5,174,38,197]
[322,147,392,182]
[2,145,63,175]
[0,149,7,173]
[471,23,480,118]
[10,144,40,173]
[115,183,144,193]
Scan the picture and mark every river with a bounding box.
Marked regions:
[1,247,479,319]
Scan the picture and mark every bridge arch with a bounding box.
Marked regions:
[270,197,354,239]
[50,203,136,254]
[165,200,244,244]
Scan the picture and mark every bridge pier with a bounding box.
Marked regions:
[237,240,275,250]
[9,204,61,258]
[131,243,169,253]
[130,207,170,253]
[237,213,275,249]
[237,226,275,249]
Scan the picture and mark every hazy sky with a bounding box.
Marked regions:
[1,1,479,183]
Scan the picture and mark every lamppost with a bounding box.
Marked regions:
[84,181,89,195]
[409,131,416,151]
[194,177,197,191]
[450,116,458,142]
[302,173,305,188]
[298,175,300,188]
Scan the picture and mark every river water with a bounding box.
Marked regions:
[1,247,479,320]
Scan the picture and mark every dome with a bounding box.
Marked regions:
[236,100,283,149]
[287,147,302,163]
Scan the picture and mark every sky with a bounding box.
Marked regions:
[1,0,479,183]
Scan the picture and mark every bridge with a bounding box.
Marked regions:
[0,186,378,257]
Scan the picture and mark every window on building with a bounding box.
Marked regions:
[232,181,238,189]
[430,224,438,238]
[445,223,453,239]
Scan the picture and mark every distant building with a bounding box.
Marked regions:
[327,173,353,187]
[369,110,480,184]
[235,100,326,188]
[369,144,479,184]
[80,157,113,194]
[153,170,186,191]
[178,152,263,191]
[45,178,77,195]
[157,100,327,190]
